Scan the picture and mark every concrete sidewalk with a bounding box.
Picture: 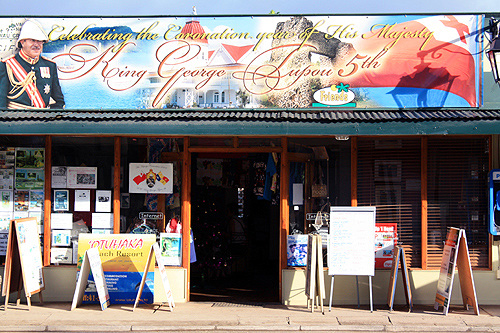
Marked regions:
[0,301,499,332]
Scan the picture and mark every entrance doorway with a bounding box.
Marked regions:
[190,153,280,303]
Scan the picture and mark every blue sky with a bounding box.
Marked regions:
[0,0,498,16]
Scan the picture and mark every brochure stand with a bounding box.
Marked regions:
[2,218,44,310]
[387,246,412,312]
[434,227,479,316]
[71,247,110,311]
[134,242,175,312]
[328,207,376,312]
[305,234,325,314]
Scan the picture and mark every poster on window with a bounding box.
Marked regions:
[14,190,29,212]
[375,223,397,269]
[159,233,182,266]
[15,148,44,169]
[0,148,15,169]
[52,167,67,188]
[77,234,156,304]
[15,169,44,190]
[0,169,14,190]
[0,191,13,211]
[95,190,112,212]
[29,190,44,211]
[74,190,91,212]
[129,163,173,194]
[67,167,97,189]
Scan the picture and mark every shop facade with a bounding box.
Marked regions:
[1,13,500,306]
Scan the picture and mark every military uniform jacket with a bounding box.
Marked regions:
[0,50,65,109]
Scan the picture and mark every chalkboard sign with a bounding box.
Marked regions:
[2,218,44,309]
[328,206,376,276]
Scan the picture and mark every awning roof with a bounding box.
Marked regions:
[1,109,499,136]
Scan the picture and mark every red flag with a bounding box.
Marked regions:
[346,15,480,106]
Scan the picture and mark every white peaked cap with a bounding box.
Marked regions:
[17,19,49,46]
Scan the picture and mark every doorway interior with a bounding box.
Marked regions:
[190,152,280,303]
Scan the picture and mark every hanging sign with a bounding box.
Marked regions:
[0,15,482,110]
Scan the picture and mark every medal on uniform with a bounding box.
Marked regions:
[40,67,50,78]
[44,84,50,95]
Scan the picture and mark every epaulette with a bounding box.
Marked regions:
[1,54,15,63]
[41,56,56,63]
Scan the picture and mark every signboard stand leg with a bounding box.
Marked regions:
[356,276,360,308]
[328,276,334,312]
[369,276,373,313]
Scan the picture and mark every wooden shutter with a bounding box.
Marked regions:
[357,138,422,268]
[427,137,490,269]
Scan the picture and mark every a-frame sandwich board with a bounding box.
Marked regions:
[133,242,175,312]
[434,227,479,316]
[387,246,413,312]
[71,247,110,311]
[2,218,44,310]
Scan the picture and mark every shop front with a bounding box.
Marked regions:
[1,13,500,306]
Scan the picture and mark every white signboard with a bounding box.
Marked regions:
[129,163,173,194]
[328,206,376,276]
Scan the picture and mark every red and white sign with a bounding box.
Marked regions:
[129,163,173,194]
[375,223,397,269]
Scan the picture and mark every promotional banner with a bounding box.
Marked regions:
[0,15,482,109]
[77,233,156,304]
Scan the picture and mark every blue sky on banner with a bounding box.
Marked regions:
[0,0,497,16]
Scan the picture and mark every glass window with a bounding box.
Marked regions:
[50,137,114,265]
[120,138,183,265]
[0,136,45,265]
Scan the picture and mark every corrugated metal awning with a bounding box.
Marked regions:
[1,109,499,136]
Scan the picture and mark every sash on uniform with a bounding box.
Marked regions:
[5,57,46,108]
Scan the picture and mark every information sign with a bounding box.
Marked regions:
[2,217,44,310]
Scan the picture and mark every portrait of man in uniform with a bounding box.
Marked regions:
[0,19,65,109]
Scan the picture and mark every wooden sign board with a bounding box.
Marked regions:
[434,227,479,316]
[71,247,110,311]
[387,246,412,311]
[2,218,44,310]
[134,242,175,312]
[305,234,325,313]
[305,234,317,300]
[315,234,326,313]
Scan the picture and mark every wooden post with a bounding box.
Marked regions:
[421,137,428,270]
[43,136,52,266]
[113,137,121,234]
[279,137,289,302]
[351,137,357,207]
[181,137,191,301]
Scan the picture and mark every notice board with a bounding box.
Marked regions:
[328,206,376,276]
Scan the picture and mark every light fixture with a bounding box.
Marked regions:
[487,18,500,86]
[335,135,350,141]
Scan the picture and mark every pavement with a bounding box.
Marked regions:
[0,301,500,333]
